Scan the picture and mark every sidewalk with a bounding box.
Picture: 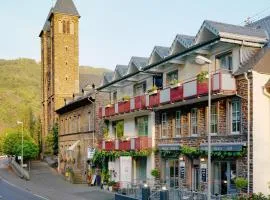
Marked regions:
[0,159,114,200]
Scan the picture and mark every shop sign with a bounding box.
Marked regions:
[200,163,207,183]
[158,144,181,151]
[200,144,244,152]
[179,161,185,179]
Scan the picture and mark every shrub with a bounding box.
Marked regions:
[151,168,160,178]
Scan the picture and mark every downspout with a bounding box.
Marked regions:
[244,72,250,194]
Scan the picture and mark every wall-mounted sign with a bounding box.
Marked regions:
[200,163,207,183]
[87,148,95,159]
[199,143,245,152]
[179,161,185,179]
[158,144,181,151]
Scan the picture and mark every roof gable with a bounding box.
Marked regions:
[195,20,268,44]
[149,46,170,64]
[170,34,195,55]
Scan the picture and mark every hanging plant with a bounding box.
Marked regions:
[181,146,202,158]
[197,71,208,83]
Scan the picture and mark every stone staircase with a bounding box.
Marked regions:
[72,170,86,184]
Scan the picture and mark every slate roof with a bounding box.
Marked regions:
[175,34,195,48]
[234,46,270,75]
[248,16,270,44]
[104,72,114,82]
[204,20,268,40]
[154,46,170,59]
[130,57,148,70]
[115,65,128,77]
[53,0,80,17]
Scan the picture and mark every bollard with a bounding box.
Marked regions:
[142,186,150,200]
[160,189,169,200]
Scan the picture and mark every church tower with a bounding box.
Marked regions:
[40,0,80,153]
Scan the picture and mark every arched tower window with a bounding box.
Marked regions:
[67,21,70,34]
[63,20,66,34]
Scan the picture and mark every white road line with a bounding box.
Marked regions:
[0,176,50,200]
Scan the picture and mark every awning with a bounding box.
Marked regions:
[67,140,80,151]
[158,144,181,151]
[199,142,246,152]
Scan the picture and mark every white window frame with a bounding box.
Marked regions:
[161,113,168,138]
[191,108,198,136]
[231,100,241,134]
[211,105,218,135]
[175,111,182,137]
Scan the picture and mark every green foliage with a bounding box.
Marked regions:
[235,177,248,191]
[0,58,110,133]
[181,146,202,158]
[151,168,160,178]
[1,129,38,160]
[197,71,208,83]
[116,121,124,139]
[92,150,152,167]
[45,123,59,155]
[169,79,179,86]
[147,85,158,93]
[122,96,130,101]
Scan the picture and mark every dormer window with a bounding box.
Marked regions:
[217,52,232,71]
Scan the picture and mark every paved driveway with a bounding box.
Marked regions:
[0,158,114,200]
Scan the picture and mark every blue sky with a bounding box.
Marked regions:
[0,0,269,70]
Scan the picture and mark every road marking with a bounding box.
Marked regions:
[33,194,50,200]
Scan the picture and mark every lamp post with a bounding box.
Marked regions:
[195,55,212,200]
[17,121,24,167]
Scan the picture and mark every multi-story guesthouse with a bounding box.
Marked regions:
[98,17,270,195]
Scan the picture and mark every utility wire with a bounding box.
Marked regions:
[239,5,270,25]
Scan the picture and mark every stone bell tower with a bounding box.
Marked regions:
[39,0,80,153]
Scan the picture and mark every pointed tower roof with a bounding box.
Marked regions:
[53,0,80,17]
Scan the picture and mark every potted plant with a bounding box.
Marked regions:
[108,181,116,192]
[170,79,181,88]
[197,71,208,83]
[122,95,130,102]
[147,85,158,95]
[235,177,248,194]
[151,168,160,180]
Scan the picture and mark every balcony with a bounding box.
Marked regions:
[99,70,236,118]
[101,136,152,151]
[135,95,146,110]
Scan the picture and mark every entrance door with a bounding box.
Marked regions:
[192,166,200,191]
[212,161,237,195]
[165,160,179,188]
[136,157,147,182]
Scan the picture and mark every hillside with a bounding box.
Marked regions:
[0,58,110,133]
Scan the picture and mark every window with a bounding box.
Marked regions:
[166,70,178,86]
[134,82,146,96]
[211,105,218,134]
[113,120,124,139]
[113,91,117,104]
[136,116,148,136]
[161,113,168,138]
[67,21,70,34]
[232,101,240,133]
[191,108,198,136]
[63,20,66,34]
[175,111,182,137]
[218,52,232,70]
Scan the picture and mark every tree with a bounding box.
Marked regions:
[45,123,58,156]
[2,129,39,160]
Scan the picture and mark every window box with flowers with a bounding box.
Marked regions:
[147,85,158,95]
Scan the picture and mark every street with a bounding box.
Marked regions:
[0,158,114,200]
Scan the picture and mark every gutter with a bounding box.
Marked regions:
[97,37,221,91]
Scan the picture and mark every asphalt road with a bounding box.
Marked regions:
[0,178,46,200]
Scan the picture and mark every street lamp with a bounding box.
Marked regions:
[17,121,24,168]
[195,55,212,200]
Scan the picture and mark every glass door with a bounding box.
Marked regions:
[212,161,237,195]
[165,159,179,188]
[193,165,200,191]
